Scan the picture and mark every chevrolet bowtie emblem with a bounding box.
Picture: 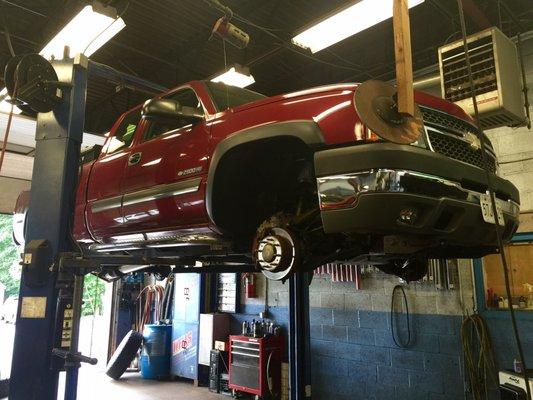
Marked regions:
[464,132,481,151]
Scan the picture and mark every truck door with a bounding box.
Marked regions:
[120,88,211,236]
[86,107,142,242]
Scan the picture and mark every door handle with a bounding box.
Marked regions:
[128,152,142,166]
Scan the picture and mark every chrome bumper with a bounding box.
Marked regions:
[317,169,520,218]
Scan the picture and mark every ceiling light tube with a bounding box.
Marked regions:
[40,4,126,60]
[211,65,255,88]
[292,0,425,53]
[0,3,125,114]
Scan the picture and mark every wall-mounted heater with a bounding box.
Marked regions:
[438,27,527,130]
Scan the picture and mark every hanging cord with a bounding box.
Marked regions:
[137,284,164,332]
[455,2,531,398]
[517,32,531,130]
[266,351,278,398]
[219,350,229,373]
[390,284,411,348]
[0,69,18,175]
[204,0,361,72]
[461,314,498,400]
[82,2,130,56]
[0,2,15,57]
[159,275,174,321]
[222,38,229,108]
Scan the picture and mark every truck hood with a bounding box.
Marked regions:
[230,82,474,125]
[230,83,359,113]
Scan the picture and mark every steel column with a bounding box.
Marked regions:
[63,275,84,400]
[288,272,312,400]
[9,56,88,400]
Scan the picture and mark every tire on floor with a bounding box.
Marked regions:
[106,330,143,380]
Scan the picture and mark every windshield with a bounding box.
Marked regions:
[205,81,266,111]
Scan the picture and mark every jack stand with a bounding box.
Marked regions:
[288,273,312,400]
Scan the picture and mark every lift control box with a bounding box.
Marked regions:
[22,239,53,287]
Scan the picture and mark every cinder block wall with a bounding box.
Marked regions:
[233,261,477,400]
[486,105,533,231]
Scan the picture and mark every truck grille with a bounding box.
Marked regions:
[421,107,497,173]
[426,131,497,173]
[421,107,476,136]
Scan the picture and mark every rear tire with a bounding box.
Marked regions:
[106,330,143,380]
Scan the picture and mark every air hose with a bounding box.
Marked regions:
[391,284,411,348]
[455,1,531,398]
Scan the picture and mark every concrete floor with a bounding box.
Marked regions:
[2,322,227,399]
[67,370,225,400]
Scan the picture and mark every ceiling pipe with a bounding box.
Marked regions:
[413,74,440,90]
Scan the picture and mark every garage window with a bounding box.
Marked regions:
[481,241,533,311]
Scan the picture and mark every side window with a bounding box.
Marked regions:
[142,89,202,142]
[107,109,141,153]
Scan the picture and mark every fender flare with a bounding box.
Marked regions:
[206,120,325,227]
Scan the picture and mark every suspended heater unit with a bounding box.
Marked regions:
[438,27,526,130]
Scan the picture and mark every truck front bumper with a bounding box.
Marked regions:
[314,143,520,249]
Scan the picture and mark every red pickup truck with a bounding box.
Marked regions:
[15,80,519,281]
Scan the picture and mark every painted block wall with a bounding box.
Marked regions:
[230,260,477,400]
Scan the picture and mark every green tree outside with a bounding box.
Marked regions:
[0,214,21,299]
[82,274,105,316]
[0,213,105,315]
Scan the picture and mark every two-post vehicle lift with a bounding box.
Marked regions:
[5,52,312,400]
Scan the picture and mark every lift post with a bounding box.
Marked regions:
[288,272,312,400]
[9,55,88,400]
[7,54,168,400]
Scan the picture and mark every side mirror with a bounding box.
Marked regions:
[141,98,203,121]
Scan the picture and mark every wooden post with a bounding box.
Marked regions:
[393,0,415,117]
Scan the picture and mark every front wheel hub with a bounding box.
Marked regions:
[255,227,300,281]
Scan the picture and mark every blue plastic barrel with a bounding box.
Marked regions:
[140,324,172,379]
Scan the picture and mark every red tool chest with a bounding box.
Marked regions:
[228,335,284,397]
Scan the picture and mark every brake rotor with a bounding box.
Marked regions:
[255,226,302,281]
[4,53,59,113]
[354,80,424,144]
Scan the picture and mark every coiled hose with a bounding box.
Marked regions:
[461,314,498,400]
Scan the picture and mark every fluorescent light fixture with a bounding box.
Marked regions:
[292,0,425,53]
[211,66,255,88]
[0,4,125,114]
[40,4,125,60]
[0,88,22,114]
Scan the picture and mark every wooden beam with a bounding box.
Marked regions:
[393,0,415,117]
